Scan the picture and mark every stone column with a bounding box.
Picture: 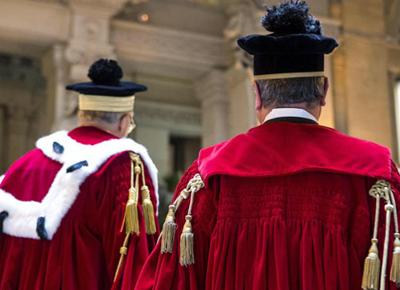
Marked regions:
[7,106,29,164]
[319,18,341,128]
[135,126,170,183]
[47,0,127,131]
[341,0,393,148]
[0,106,5,173]
[42,44,68,131]
[225,67,255,136]
[195,69,229,147]
[66,0,125,80]
[222,1,262,137]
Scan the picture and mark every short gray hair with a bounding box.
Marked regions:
[78,110,125,124]
[256,77,325,108]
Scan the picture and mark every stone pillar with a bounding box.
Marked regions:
[66,1,124,80]
[341,0,393,148]
[42,45,68,131]
[222,1,263,137]
[319,18,341,128]
[135,126,170,183]
[195,69,229,146]
[0,106,5,173]
[48,0,127,130]
[7,106,29,164]
[226,67,255,136]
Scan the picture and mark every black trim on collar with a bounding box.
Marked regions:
[265,117,318,125]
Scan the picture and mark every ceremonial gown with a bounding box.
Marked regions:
[136,113,400,290]
[0,126,159,290]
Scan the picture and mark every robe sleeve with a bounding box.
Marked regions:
[135,160,218,290]
[94,152,159,290]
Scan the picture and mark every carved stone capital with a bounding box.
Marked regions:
[65,0,122,81]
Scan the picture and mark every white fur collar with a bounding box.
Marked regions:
[0,131,158,240]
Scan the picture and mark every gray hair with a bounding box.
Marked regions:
[78,110,126,124]
[256,77,325,108]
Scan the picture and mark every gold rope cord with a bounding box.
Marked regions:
[114,153,142,282]
[160,173,204,259]
[362,180,395,290]
[388,183,400,286]
[113,233,131,282]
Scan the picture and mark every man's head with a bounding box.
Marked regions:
[237,0,338,123]
[78,110,135,138]
[66,58,147,138]
[254,76,329,123]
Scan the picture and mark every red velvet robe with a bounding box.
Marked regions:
[0,126,159,290]
[136,121,400,290]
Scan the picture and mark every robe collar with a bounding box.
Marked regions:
[264,108,318,124]
[68,126,117,145]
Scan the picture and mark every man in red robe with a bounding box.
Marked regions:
[135,1,400,290]
[0,59,159,290]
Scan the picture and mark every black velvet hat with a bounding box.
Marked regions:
[66,59,147,112]
[66,59,147,96]
[237,1,338,80]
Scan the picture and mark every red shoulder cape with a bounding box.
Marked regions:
[198,122,392,183]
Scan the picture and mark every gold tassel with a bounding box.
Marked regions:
[362,240,381,290]
[390,234,400,286]
[161,205,177,253]
[124,187,140,235]
[141,185,156,235]
[180,215,194,267]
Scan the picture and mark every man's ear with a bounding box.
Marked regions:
[118,113,130,134]
[254,81,262,111]
[321,77,329,106]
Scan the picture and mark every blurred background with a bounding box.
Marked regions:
[0,0,399,212]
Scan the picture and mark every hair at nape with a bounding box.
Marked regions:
[78,110,127,124]
[256,77,325,108]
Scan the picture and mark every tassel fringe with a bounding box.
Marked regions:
[180,215,195,267]
[160,173,204,268]
[124,187,140,235]
[362,240,381,290]
[391,235,400,286]
[161,205,177,253]
[141,185,156,234]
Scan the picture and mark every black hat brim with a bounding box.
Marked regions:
[66,81,147,97]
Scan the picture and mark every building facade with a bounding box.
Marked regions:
[0,0,399,190]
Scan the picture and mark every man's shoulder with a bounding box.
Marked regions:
[3,148,50,174]
[198,123,392,182]
[318,126,390,154]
